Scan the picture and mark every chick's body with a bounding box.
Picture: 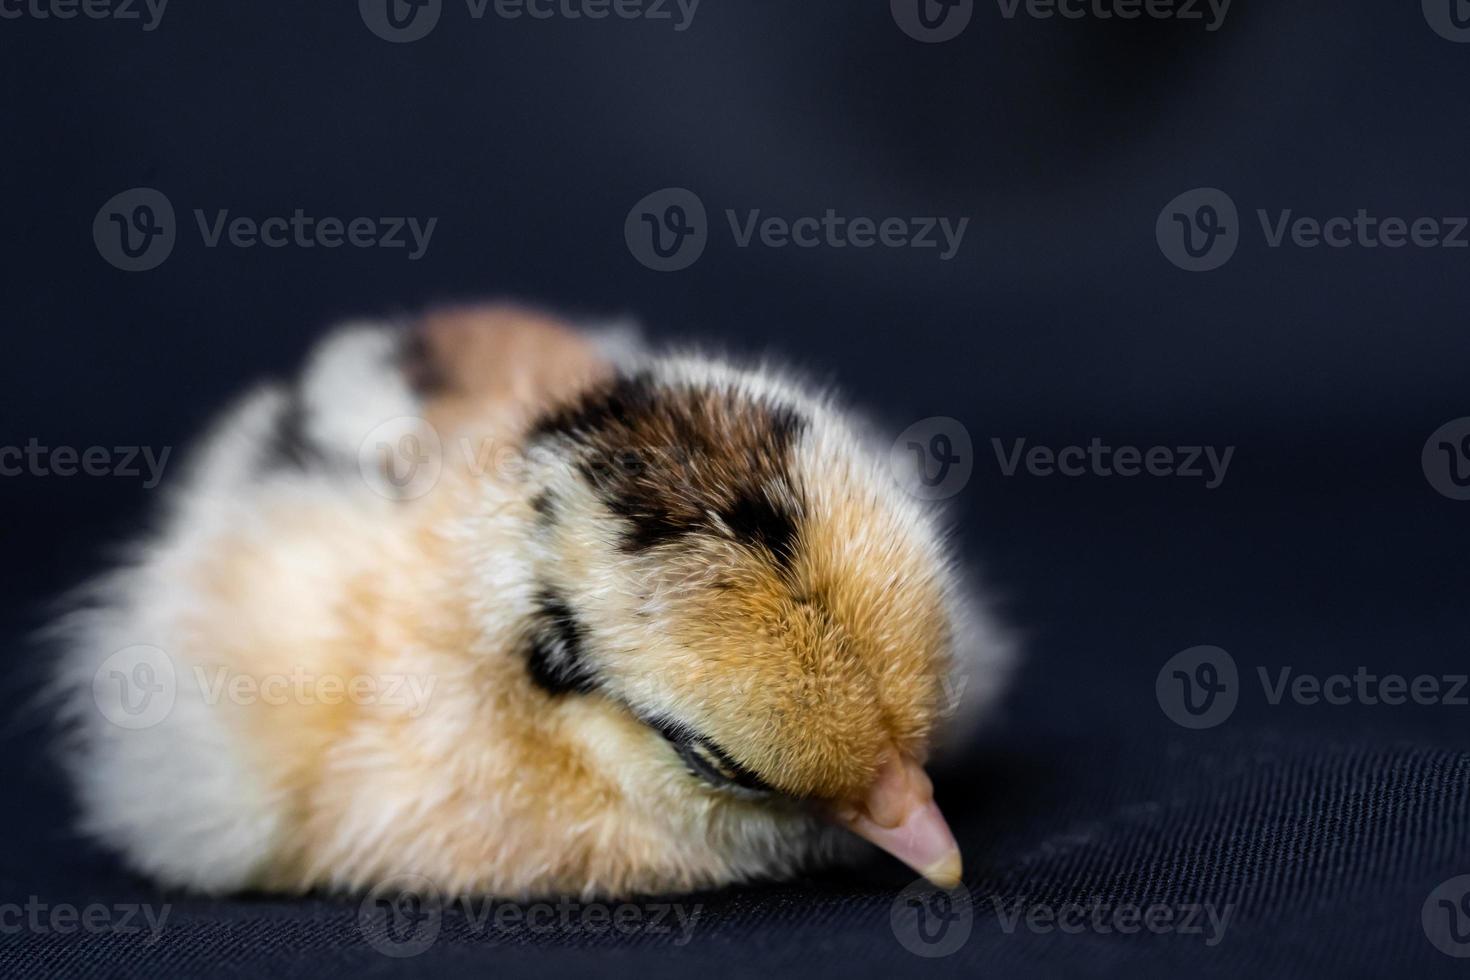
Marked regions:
[56,307,1010,899]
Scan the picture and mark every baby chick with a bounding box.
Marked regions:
[54,304,1011,899]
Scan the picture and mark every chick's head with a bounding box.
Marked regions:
[522,360,969,886]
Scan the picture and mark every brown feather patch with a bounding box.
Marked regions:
[410,303,614,436]
[531,372,807,562]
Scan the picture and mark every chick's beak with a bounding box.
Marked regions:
[830,752,962,888]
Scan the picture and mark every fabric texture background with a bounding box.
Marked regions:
[3,1,1469,976]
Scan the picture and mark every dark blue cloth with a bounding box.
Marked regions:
[3,1,1470,976]
[5,482,1467,978]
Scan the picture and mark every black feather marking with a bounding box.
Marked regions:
[528,370,659,443]
[600,480,701,553]
[525,589,599,696]
[261,388,326,471]
[529,372,808,562]
[398,327,449,397]
[529,490,556,525]
[717,490,799,570]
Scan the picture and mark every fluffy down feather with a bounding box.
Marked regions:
[51,304,1012,898]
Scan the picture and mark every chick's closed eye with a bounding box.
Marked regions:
[54,303,1013,899]
[648,718,775,797]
